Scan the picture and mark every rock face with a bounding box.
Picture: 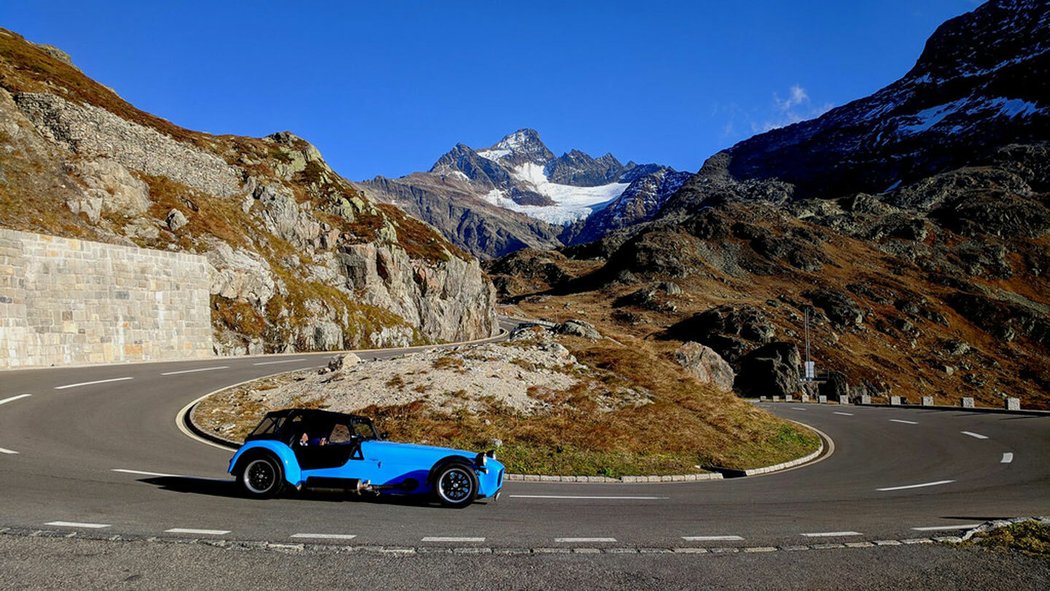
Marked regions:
[360,128,685,257]
[675,342,735,391]
[0,28,497,355]
[735,343,802,398]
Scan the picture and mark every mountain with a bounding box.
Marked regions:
[358,129,685,258]
[492,0,1050,409]
[0,28,498,355]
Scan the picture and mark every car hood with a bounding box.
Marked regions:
[364,440,476,459]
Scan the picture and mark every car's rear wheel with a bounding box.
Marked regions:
[239,455,284,499]
[433,461,478,508]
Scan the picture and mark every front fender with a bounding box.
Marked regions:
[228,441,302,486]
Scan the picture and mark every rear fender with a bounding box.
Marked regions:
[228,440,302,485]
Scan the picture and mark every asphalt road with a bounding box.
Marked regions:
[0,342,1048,552]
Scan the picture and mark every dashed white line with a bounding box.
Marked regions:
[912,524,981,532]
[421,537,486,543]
[290,533,358,540]
[889,419,918,425]
[791,407,807,411]
[1001,452,1014,464]
[682,535,745,542]
[555,538,617,543]
[164,528,230,535]
[54,377,133,390]
[801,531,862,538]
[877,480,955,492]
[0,448,20,455]
[46,521,111,529]
[961,431,988,440]
[253,358,308,366]
[833,411,854,416]
[510,495,669,500]
[160,366,229,376]
[0,394,32,406]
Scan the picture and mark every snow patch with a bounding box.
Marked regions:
[504,163,629,225]
[477,149,510,161]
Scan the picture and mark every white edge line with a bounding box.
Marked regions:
[912,524,982,532]
[164,528,230,535]
[0,447,19,455]
[45,521,111,529]
[509,495,669,500]
[801,531,862,538]
[877,479,955,492]
[889,419,918,425]
[291,533,358,540]
[554,538,617,543]
[1001,452,1014,464]
[682,535,744,542]
[253,358,308,366]
[961,431,989,440]
[54,376,133,390]
[112,468,229,482]
[421,537,486,543]
[160,366,230,376]
[0,394,32,406]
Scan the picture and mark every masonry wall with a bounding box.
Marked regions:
[0,229,212,368]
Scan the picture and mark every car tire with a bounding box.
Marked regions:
[238,454,284,499]
[432,460,478,509]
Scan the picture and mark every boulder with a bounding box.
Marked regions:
[675,342,735,391]
[166,208,189,232]
[554,320,601,340]
[735,342,802,398]
[664,305,774,363]
[804,289,864,328]
[328,352,361,372]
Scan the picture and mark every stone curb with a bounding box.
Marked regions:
[503,473,724,483]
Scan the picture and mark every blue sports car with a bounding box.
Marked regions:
[228,408,505,508]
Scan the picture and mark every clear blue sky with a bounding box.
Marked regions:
[3,1,977,179]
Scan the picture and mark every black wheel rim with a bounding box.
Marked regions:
[245,459,275,494]
[438,467,473,503]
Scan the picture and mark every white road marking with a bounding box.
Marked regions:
[160,366,229,376]
[46,521,111,529]
[0,448,20,455]
[877,479,955,492]
[791,407,807,411]
[889,419,918,425]
[54,377,133,390]
[801,531,862,538]
[555,538,616,543]
[961,431,988,440]
[912,524,982,532]
[291,533,358,540]
[833,411,854,416]
[1001,452,1014,464]
[682,535,744,542]
[164,528,230,535]
[112,468,229,481]
[510,495,669,500]
[421,537,486,543]
[253,358,308,366]
[0,394,32,406]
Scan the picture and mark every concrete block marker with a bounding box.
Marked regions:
[784,395,794,402]
[759,396,767,402]
[861,395,871,404]
[818,395,827,403]
[921,396,934,407]
[890,396,902,406]
[961,397,975,408]
[772,396,781,402]
[800,394,809,403]
[838,395,849,405]
[1006,397,1020,411]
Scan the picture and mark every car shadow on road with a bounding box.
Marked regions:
[137,476,452,509]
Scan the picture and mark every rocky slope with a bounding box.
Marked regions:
[0,29,498,355]
[492,0,1049,409]
[358,129,685,258]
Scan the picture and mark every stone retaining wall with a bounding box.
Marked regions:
[0,229,212,368]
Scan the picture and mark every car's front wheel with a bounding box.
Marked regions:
[433,461,478,508]
[238,454,284,499]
